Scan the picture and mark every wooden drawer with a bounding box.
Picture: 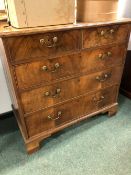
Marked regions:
[21,66,122,114]
[15,44,125,89]
[25,86,117,137]
[5,30,81,63]
[83,24,128,49]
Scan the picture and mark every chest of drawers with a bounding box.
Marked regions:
[0,19,131,154]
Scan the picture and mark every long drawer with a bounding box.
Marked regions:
[25,86,117,137]
[83,24,128,49]
[5,30,81,63]
[14,44,125,89]
[21,66,122,114]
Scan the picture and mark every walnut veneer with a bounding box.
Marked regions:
[0,19,131,154]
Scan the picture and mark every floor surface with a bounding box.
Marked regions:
[0,95,131,175]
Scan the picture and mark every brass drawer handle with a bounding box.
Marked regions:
[98,52,112,60]
[44,88,61,98]
[52,88,61,98]
[100,30,106,36]
[100,29,115,37]
[96,73,112,82]
[110,29,115,34]
[48,111,62,121]
[40,39,45,45]
[93,96,105,103]
[40,36,58,48]
[53,36,58,43]
[41,63,61,73]
[100,30,109,38]
[107,52,112,57]
[45,91,50,97]
[41,65,48,71]
[51,63,60,73]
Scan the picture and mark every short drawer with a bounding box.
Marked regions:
[21,66,122,114]
[15,44,125,89]
[25,86,117,137]
[83,24,128,49]
[5,30,81,62]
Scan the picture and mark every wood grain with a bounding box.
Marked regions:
[0,21,130,153]
[83,24,129,48]
[5,30,81,62]
[25,86,117,137]
[20,66,122,114]
[120,51,131,99]
[14,44,126,89]
[0,19,131,37]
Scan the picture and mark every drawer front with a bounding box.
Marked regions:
[21,66,122,114]
[83,24,128,49]
[5,30,81,62]
[25,86,117,137]
[15,45,125,89]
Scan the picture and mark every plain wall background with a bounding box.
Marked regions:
[0,59,12,113]
[0,0,12,114]
[0,0,4,10]
[0,0,131,114]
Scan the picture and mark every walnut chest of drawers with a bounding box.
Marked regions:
[0,19,131,154]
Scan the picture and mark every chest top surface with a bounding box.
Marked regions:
[0,18,131,37]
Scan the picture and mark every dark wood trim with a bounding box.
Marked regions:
[120,50,131,99]
[120,88,131,99]
[0,110,14,120]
